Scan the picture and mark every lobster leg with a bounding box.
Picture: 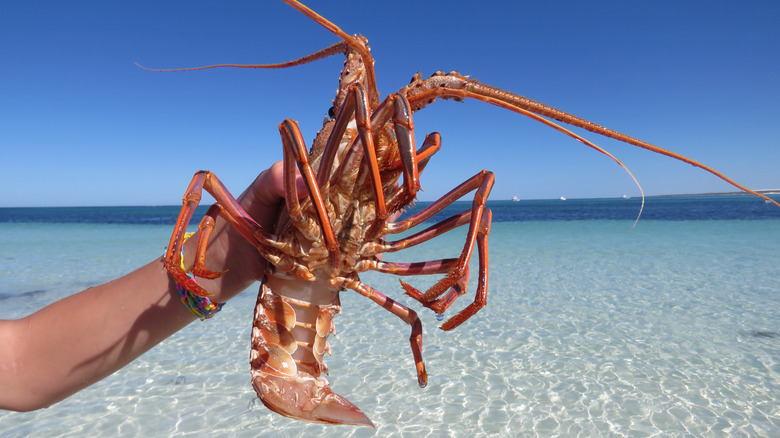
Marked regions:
[279,119,340,269]
[164,171,284,297]
[354,166,494,328]
[278,87,416,263]
[338,277,427,388]
[378,169,495,327]
[385,131,441,211]
[413,132,442,170]
[417,170,493,304]
[438,208,491,330]
[386,169,492,235]
[383,94,421,216]
[322,88,420,236]
[385,208,492,329]
[365,93,425,198]
[386,208,474,251]
[373,259,469,319]
[317,83,383,213]
[189,203,228,279]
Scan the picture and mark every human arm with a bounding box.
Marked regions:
[0,162,295,411]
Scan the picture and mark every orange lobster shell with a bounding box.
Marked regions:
[158,0,779,428]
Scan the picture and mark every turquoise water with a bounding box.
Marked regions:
[0,198,779,436]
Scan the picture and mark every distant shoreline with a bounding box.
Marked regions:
[645,189,780,198]
[506,190,780,202]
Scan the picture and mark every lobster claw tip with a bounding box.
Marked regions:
[399,279,422,300]
[253,372,375,428]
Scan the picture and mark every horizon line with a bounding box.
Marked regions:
[2,190,779,209]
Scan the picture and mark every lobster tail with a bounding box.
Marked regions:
[251,284,374,428]
[251,372,373,427]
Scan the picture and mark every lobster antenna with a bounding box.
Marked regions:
[281,0,379,107]
[461,81,780,209]
[472,90,648,228]
[135,40,350,72]
[136,0,380,107]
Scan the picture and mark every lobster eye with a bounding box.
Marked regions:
[328,106,335,118]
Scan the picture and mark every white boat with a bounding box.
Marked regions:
[621,194,630,199]
[511,196,519,202]
[559,196,567,201]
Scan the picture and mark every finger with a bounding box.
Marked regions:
[269,160,307,200]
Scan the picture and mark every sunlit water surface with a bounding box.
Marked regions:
[1,199,778,437]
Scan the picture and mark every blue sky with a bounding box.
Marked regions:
[2,1,779,207]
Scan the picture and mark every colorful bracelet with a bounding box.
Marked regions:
[175,232,225,320]
[176,280,225,320]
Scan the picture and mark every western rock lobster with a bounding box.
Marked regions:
[156,0,779,428]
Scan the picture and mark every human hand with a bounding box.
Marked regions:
[179,161,305,303]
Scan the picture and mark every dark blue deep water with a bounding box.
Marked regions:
[1,195,778,225]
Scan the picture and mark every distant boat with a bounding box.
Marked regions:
[511,196,519,202]
[621,194,630,199]
[559,196,567,201]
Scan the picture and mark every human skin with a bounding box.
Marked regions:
[0,162,302,412]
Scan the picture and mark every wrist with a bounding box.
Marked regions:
[179,217,264,303]
[174,163,287,303]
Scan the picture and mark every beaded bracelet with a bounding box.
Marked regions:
[175,232,225,320]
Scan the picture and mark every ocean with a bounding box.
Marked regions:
[0,196,778,437]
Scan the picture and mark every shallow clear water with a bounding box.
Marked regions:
[0,200,779,437]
